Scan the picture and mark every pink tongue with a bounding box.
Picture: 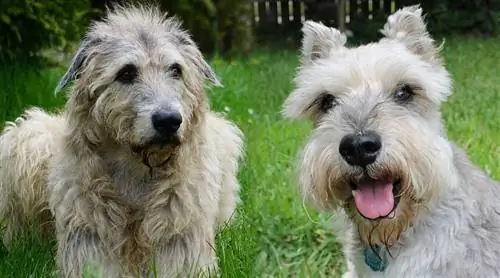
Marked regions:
[353,181,394,220]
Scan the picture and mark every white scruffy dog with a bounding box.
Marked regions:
[0,5,243,277]
[283,5,500,278]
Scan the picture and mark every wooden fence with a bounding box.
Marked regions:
[252,0,419,40]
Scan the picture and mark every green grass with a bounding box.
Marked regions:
[0,36,499,277]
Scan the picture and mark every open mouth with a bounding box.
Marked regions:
[350,177,401,221]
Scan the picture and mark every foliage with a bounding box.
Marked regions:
[0,0,92,61]
[348,0,500,43]
[118,0,253,57]
[347,9,388,44]
[211,0,254,57]
[0,0,253,60]
[422,0,500,36]
[154,0,217,54]
[157,0,253,56]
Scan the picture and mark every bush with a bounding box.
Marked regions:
[211,0,254,57]
[158,0,218,54]
[0,0,92,61]
[108,0,254,57]
[346,0,500,44]
[157,0,254,56]
[423,0,500,36]
[0,0,253,60]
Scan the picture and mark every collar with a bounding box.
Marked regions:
[363,245,388,272]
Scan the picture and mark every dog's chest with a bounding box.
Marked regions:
[114,171,151,201]
[106,160,159,204]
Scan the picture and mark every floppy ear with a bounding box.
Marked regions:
[174,32,222,87]
[380,5,440,62]
[55,37,100,94]
[301,20,347,64]
[188,49,222,87]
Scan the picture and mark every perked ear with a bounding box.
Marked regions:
[301,20,347,64]
[380,5,440,62]
[54,37,99,94]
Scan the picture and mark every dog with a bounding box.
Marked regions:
[282,5,500,278]
[0,5,243,277]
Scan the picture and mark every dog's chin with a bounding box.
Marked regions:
[131,135,181,168]
[347,174,402,222]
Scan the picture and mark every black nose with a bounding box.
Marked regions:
[152,110,182,135]
[339,131,382,167]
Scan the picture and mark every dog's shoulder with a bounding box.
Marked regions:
[202,112,244,159]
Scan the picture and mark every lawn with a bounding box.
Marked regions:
[0,35,499,277]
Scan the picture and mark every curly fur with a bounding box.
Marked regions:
[0,4,243,278]
[283,5,500,278]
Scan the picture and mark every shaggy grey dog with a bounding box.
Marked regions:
[0,5,243,277]
[283,5,500,278]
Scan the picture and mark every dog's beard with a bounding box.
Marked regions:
[345,196,418,248]
[131,135,181,169]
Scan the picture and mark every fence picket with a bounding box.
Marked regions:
[252,0,419,40]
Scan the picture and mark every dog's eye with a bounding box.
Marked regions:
[319,93,337,113]
[393,85,414,104]
[116,64,138,84]
[169,63,182,79]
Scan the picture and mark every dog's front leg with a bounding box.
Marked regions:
[49,173,130,278]
[56,228,123,278]
[151,227,218,278]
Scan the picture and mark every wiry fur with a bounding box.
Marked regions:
[0,5,243,278]
[283,5,500,278]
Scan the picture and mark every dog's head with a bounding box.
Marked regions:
[56,5,220,166]
[283,5,458,245]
